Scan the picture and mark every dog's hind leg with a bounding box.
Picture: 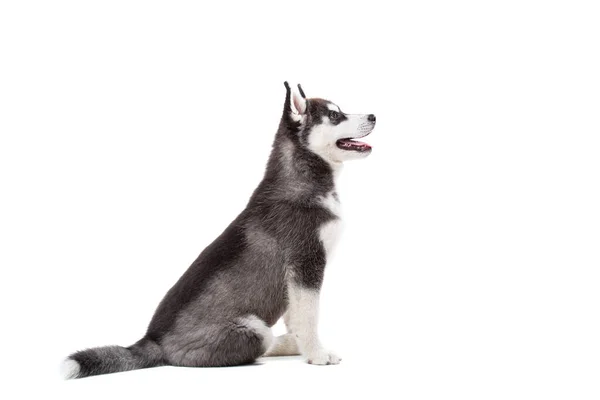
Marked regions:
[166,315,273,367]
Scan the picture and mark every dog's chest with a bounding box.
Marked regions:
[318,192,344,258]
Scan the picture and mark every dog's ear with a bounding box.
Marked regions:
[283,81,307,125]
[284,81,292,104]
[291,85,307,116]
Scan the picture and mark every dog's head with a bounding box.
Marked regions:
[282,82,376,166]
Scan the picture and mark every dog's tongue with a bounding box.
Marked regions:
[337,138,371,150]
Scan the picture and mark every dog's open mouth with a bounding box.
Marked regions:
[336,138,372,152]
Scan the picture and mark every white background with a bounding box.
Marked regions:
[1,1,599,399]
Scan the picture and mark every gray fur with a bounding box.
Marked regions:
[63,82,375,378]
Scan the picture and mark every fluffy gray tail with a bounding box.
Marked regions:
[61,338,164,379]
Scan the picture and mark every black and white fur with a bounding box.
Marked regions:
[61,82,376,379]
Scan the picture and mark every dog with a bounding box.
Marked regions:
[61,82,376,379]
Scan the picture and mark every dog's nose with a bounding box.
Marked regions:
[368,114,376,122]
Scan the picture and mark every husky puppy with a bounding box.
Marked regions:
[61,82,376,379]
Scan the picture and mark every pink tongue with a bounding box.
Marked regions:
[341,139,369,148]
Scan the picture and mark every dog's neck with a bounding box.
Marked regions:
[255,132,339,205]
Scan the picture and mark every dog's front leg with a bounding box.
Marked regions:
[286,281,341,365]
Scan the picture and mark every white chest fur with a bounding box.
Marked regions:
[318,192,344,258]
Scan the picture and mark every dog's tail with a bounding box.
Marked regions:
[61,337,164,379]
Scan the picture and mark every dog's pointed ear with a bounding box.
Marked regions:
[291,85,307,116]
[283,81,307,124]
[283,81,292,112]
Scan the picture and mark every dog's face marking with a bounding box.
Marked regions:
[289,88,376,166]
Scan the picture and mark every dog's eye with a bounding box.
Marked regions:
[329,111,340,120]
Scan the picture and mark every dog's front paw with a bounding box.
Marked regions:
[306,349,341,365]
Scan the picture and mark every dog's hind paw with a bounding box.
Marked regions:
[306,349,341,365]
